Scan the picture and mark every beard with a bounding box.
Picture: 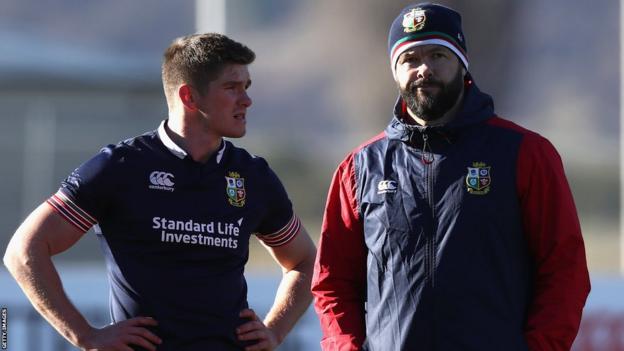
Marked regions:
[399,68,464,122]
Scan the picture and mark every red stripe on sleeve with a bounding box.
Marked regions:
[50,194,93,229]
[45,191,97,233]
[257,215,301,247]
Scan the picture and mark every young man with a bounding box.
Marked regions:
[4,33,316,351]
[312,3,590,351]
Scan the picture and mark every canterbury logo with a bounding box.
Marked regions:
[149,171,175,191]
[377,180,397,194]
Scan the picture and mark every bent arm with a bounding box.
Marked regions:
[261,226,317,344]
[3,202,94,347]
[3,202,161,351]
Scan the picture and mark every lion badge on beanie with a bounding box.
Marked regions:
[388,3,470,77]
[402,8,427,33]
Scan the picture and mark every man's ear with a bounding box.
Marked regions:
[178,84,196,110]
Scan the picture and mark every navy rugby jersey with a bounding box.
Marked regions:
[47,121,301,350]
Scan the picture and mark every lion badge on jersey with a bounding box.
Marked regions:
[226,171,246,207]
[466,162,491,195]
[403,8,426,33]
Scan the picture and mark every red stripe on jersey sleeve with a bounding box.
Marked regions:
[46,190,97,233]
[256,214,301,247]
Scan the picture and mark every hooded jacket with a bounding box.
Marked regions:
[312,81,590,351]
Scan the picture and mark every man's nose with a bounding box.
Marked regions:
[240,91,252,108]
[416,62,434,80]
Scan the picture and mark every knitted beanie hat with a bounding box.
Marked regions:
[388,3,468,79]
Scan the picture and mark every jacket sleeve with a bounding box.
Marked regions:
[517,134,591,351]
[312,153,367,350]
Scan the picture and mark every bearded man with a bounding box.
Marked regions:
[311,3,590,351]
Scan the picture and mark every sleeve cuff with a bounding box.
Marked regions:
[46,189,97,233]
[256,214,301,247]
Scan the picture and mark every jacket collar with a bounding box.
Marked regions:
[385,80,495,142]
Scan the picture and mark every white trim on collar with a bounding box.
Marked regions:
[157,120,188,159]
[157,120,227,164]
[215,140,226,164]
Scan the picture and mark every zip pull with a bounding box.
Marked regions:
[421,132,434,164]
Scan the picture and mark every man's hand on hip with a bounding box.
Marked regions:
[79,316,161,351]
[237,308,279,351]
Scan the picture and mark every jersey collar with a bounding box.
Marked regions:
[157,120,188,159]
[157,120,227,164]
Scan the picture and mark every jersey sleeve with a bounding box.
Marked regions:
[311,153,367,350]
[516,134,591,351]
[254,164,301,247]
[46,146,118,233]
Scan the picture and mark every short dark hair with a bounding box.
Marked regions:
[161,33,255,100]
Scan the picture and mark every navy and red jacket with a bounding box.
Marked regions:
[312,81,590,351]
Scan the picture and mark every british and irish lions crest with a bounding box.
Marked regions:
[402,8,426,33]
[466,162,491,195]
[225,171,246,207]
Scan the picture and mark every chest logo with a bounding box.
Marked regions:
[403,8,426,33]
[225,171,246,207]
[149,171,175,192]
[377,180,398,194]
[466,162,491,195]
